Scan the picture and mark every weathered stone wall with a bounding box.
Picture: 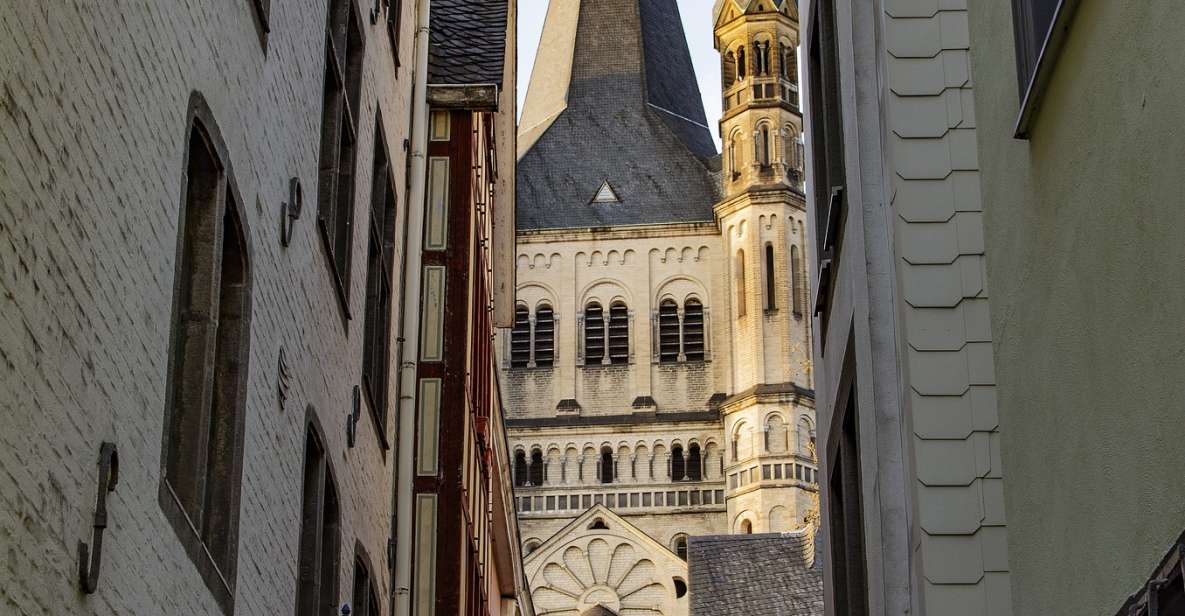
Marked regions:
[0,1,412,613]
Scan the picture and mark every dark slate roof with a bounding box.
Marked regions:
[516,0,719,230]
[688,532,824,616]
[428,0,508,85]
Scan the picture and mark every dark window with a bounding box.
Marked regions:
[523,540,540,556]
[741,520,753,534]
[584,303,605,364]
[589,519,608,530]
[658,300,680,363]
[510,306,530,368]
[760,125,772,166]
[687,444,702,481]
[361,119,397,443]
[722,51,737,90]
[600,447,614,484]
[386,0,403,67]
[764,244,777,311]
[674,578,688,598]
[352,553,381,616]
[248,0,270,48]
[682,299,705,362]
[530,449,545,486]
[828,389,869,616]
[735,250,747,317]
[608,302,629,364]
[317,0,365,315]
[737,47,747,80]
[296,428,341,616]
[162,117,251,605]
[791,245,804,317]
[671,445,686,482]
[674,537,688,561]
[513,450,528,487]
[534,304,555,367]
[1011,0,1061,97]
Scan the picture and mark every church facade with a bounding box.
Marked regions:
[503,1,817,614]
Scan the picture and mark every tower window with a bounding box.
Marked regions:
[673,536,689,561]
[530,448,545,486]
[758,125,772,167]
[687,443,702,481]
[600,447,615,484]
[584,302,605,364]
[510,305,530,368]
[296,428,341,616]
[607,302,629,365]
[735,250,747,318]
[723,50,737,90]
[737,47,747,80]
[316,0,365,314]
[683,299,705,362]
[534,304,555,367]
[162,114,250,606]
[361,117,398,443]
[658,300,680,363]
[765,244,777,311]
[755,41,771,75]
[791,245,804,316]
[513,450,528,487]
[671,445,686,481]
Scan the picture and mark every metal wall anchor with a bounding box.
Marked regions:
[78,441,118,594]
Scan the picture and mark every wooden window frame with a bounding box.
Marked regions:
[159,93,252,616]
[1011,0,1082,138]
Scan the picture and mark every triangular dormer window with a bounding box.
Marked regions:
[590,181,619,204]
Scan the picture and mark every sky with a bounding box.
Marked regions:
[516,0,724,149]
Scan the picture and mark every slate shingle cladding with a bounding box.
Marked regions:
[688,532,824,616]
[516,0,720,230]
[428,0,508,86]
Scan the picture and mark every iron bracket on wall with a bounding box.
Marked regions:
[281,177,303,248]
[78,441,119,594]
[347,385,361,447]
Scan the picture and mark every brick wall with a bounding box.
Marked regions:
[0,1,412,613]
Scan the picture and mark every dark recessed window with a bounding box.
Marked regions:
[671,445,686,481]
[584,302,605,365]
[764,244,777,311]
[608,302,630,365]
[683,299,705,362]
[674,536,688,561]
[600,447,615,484]
[530,449,545,486]
[675,578,688,598]
[386,0,403,67]
[351,553,381,616]
[361,118,398,446]
[510,305,530,368]
[162,114,251,612]
[658,300,680,363]
[317,0,365,316]
[296,428,341,616]
[1011,0,1061,97]
[791,245,804,317]
[534,304,555,367]
[513,450,528,487]
[735,250,747,318]
[687,443,702,481]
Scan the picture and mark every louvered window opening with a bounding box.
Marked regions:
[607,303,629,365]
[534,305,554,367]
[683,300,705,361]
[584,303,605,364]
[658,300,680,363]
[510,306,530,368]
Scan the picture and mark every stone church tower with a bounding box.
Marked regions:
[504,1,816,614]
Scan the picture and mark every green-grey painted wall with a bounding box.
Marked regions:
[967,1,1185,614]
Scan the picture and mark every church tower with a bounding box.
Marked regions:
[713,0,817,534]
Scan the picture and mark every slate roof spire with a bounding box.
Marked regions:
[517,0,720,230]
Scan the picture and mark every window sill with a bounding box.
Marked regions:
[1014,0,1082,139]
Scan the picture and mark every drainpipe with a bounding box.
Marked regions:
[394,0,430,614]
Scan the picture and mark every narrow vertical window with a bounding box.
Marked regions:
[530,449,545,486]
[317,0,366,312]
[760,125,771,166]
[513,450,528,487]
[735,250,747,317]
[584,303,605,365]
[764,243,777,311]
[607,302,629,365]
[737,47,747,80]
[682,299,705,362]
[722,51,737,90]
[387,0,403,67]
[671,445,686,481]
[297,428,341,616]
[361,120,397,441]
[534,304,555,367]
[351,555,381,616]
[162,116,251,606]
[791,245,804,316]
[657,300,680,363]
[510,305,530,368]
[687,444,702,481]
[674,535,689,561]
[600,447,615,484]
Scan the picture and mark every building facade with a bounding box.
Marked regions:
[802,0,1012,614]
[967,2,1185,614]
[0,1,529,615]
[504,1,819,614]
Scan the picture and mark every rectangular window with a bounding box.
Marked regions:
[630,493,640,507]
[643,492,652,507]
[297,429,341,616]
[352,554,381,616]
[546,496,555,510]
[690,490,700,506]
[1010,0,1081,137]
[558,495,568,509]
[678,491,688,506]
[361,119,399,446]
[715,490,724,504]
[828,388,869,616]
[582,494,592,509]
[774,464,783,480]
[762,464,772,480]
[317,0,365,315]
[162,118,251,612]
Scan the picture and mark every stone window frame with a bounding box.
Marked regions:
[316,0,368,322]
[158,91,253,616]
[351,542,382,616]
[296,416,343,616]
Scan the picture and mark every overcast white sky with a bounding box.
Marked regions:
[516,0,724,149]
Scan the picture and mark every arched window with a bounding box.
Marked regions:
[673,535,689,561]
[671,444,686,481]
[737,47,747,80]
[755,41,770,75]
[791,245,804,316]
[599,447,614,484]
[735,250,747,317]
[779,42,789,79]
[765,415,788,454]
[510,305,530,368]
[797,417,815,454]
[764,244,777,311]
[523,540,541,556]
[584,302,605,364]
[682,299,705,362]
[607,302,629,364]
[728,131,743,180]
[513,450,528,487]
[534,304,555,367]
[674,578,688,598]
[658,299,680,363]
[758,125,771,166]
[723,51,737,90]
[741,519,753,534]
[783,125,800,171]
[589,518,608,530]
[784,45,797,82]
[731,434,739,461]
[687,443,702,481]
[530,448,544,486]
